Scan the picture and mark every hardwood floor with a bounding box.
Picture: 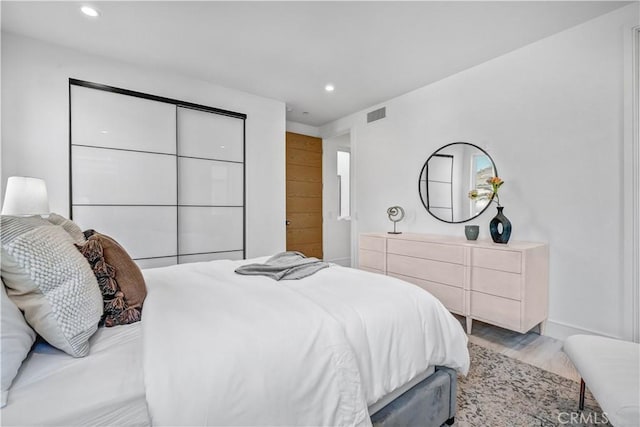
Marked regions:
[454,315,581,382]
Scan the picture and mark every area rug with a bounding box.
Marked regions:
[455,343,611,427]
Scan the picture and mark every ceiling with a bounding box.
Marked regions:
[1,1,631,126]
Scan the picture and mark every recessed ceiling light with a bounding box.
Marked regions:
[81,6,100,17]
[325,84,335,92]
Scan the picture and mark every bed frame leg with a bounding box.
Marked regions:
[579,378,585,410]
[445,416,455,425]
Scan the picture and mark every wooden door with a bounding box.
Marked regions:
[286,132,323,259]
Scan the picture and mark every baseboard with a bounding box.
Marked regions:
[326,257,351,267]
[544,319,622,341]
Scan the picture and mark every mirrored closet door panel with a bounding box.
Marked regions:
[178,207,244,255]
[71,85,176,154]
[178,251,244,264]
[178,158,243,206]
[178,107,244,162]
[72,205,178,261]
[73,147,176,206]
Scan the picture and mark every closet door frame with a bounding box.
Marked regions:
[68,78,247,261]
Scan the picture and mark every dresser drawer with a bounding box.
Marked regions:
[359,235,385,252]
[360,266,384,275]
[472,248,521,273]
[472,267,522,300]
[390,273,464,314]
[471,291,521,331]
[387,254,464,288]
[387,239,464,264]
[359,249,385,271]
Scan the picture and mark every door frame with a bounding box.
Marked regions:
[321,127,357,267]
[623,25,640,342]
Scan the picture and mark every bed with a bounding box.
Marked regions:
[1,256,469,426]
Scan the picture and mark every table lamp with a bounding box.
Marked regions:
[1,177,50,216]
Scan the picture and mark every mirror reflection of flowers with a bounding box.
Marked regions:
[468,177,504,207]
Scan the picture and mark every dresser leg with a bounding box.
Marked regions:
[466,317,472,335]
[539,321,547,335]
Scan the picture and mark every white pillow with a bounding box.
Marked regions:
[0,215,103,358]
[1,282,36,407]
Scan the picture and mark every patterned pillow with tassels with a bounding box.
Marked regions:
[76,231,146,327]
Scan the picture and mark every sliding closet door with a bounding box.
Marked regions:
[177,107,245,263]
[71,85,178,269]
[70,80,246,269]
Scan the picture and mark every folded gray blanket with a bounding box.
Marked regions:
[235,251,330,280]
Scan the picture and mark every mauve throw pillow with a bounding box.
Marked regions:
[76,231,146,326]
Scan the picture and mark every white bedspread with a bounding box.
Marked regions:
[142,258,469,427]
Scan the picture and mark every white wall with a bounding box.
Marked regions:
[1,32,286,259]
[321,4,639,340]
[286,121,320,138]
[323,133,351,266]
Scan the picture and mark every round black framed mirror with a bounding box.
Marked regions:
[418,142,497,224]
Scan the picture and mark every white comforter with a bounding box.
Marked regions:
[142,258,469,426]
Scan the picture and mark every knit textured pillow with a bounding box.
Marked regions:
[0,216,103,357]
[76,231,146,327]
[46,213,86,245]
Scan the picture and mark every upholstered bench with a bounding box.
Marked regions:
[564,335,640,427]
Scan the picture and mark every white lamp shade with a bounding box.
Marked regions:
[1,177,50,216]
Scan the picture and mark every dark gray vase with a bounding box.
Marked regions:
[489,206,512,244]
[464,225,479,240]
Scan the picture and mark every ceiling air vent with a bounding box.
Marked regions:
[367,107,386,123]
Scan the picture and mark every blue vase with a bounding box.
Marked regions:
[489,206,512,244]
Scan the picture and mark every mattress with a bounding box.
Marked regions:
[0,322,150,427]
[1,320,439,426]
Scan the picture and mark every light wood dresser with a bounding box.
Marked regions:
[359,232,549,335]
